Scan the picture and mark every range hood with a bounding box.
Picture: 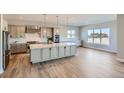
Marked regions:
[25,25,41,33]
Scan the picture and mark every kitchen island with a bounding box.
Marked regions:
[29,43,77,63]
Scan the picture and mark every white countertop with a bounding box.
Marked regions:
[29,42,77,49]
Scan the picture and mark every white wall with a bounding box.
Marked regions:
[117,15,124,61]
[59,26,80,44]
[80,21,117,52]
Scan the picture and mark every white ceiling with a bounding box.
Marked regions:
[3,14,117,26]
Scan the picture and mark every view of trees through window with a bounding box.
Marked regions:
[93,29,100,44]
[88,28,110,45]
[101,28,110,45]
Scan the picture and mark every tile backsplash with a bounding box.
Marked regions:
[9,33,42,44]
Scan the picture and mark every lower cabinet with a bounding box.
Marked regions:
[30,49,42,63]
[50,47,58,59]
[64,46,71,57]
[42,48,50,61]
[70,46,77,56]
[58,46,65,58]
[30,45,77,63]
[10,43,27,54]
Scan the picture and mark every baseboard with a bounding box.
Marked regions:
[83,46,117,53]
[117,58,124,62]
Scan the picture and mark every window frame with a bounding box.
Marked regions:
[87,28,110,46]
[88,29,94,43]
[93,29,101,44]
[67,30,76,39]
[101,28,110,46]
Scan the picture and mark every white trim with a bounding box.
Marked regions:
[0,14,3,72]
[83,46,117,53]
[117,58,124,62]
[93,47,117,53]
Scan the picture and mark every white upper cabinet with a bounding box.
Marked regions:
[2,20,8,31]
[9,25,25,38]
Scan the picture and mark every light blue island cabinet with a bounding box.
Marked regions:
[30,43,77,63]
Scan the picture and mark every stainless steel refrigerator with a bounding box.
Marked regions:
[2,31,10,70]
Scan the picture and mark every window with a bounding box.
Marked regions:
[87,28,110,45]
[93,29,100,44]
[67,30,76,38]
[101,28,110,45]
[88,30,93,43]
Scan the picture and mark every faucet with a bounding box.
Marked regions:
[15,41,18,43]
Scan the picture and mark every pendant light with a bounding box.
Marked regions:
[56,16,59,34]
[41,14,43,37]
[43,14,47,37]
[66,17,69,31]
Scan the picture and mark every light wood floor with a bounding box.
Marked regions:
[1,47,124,78]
